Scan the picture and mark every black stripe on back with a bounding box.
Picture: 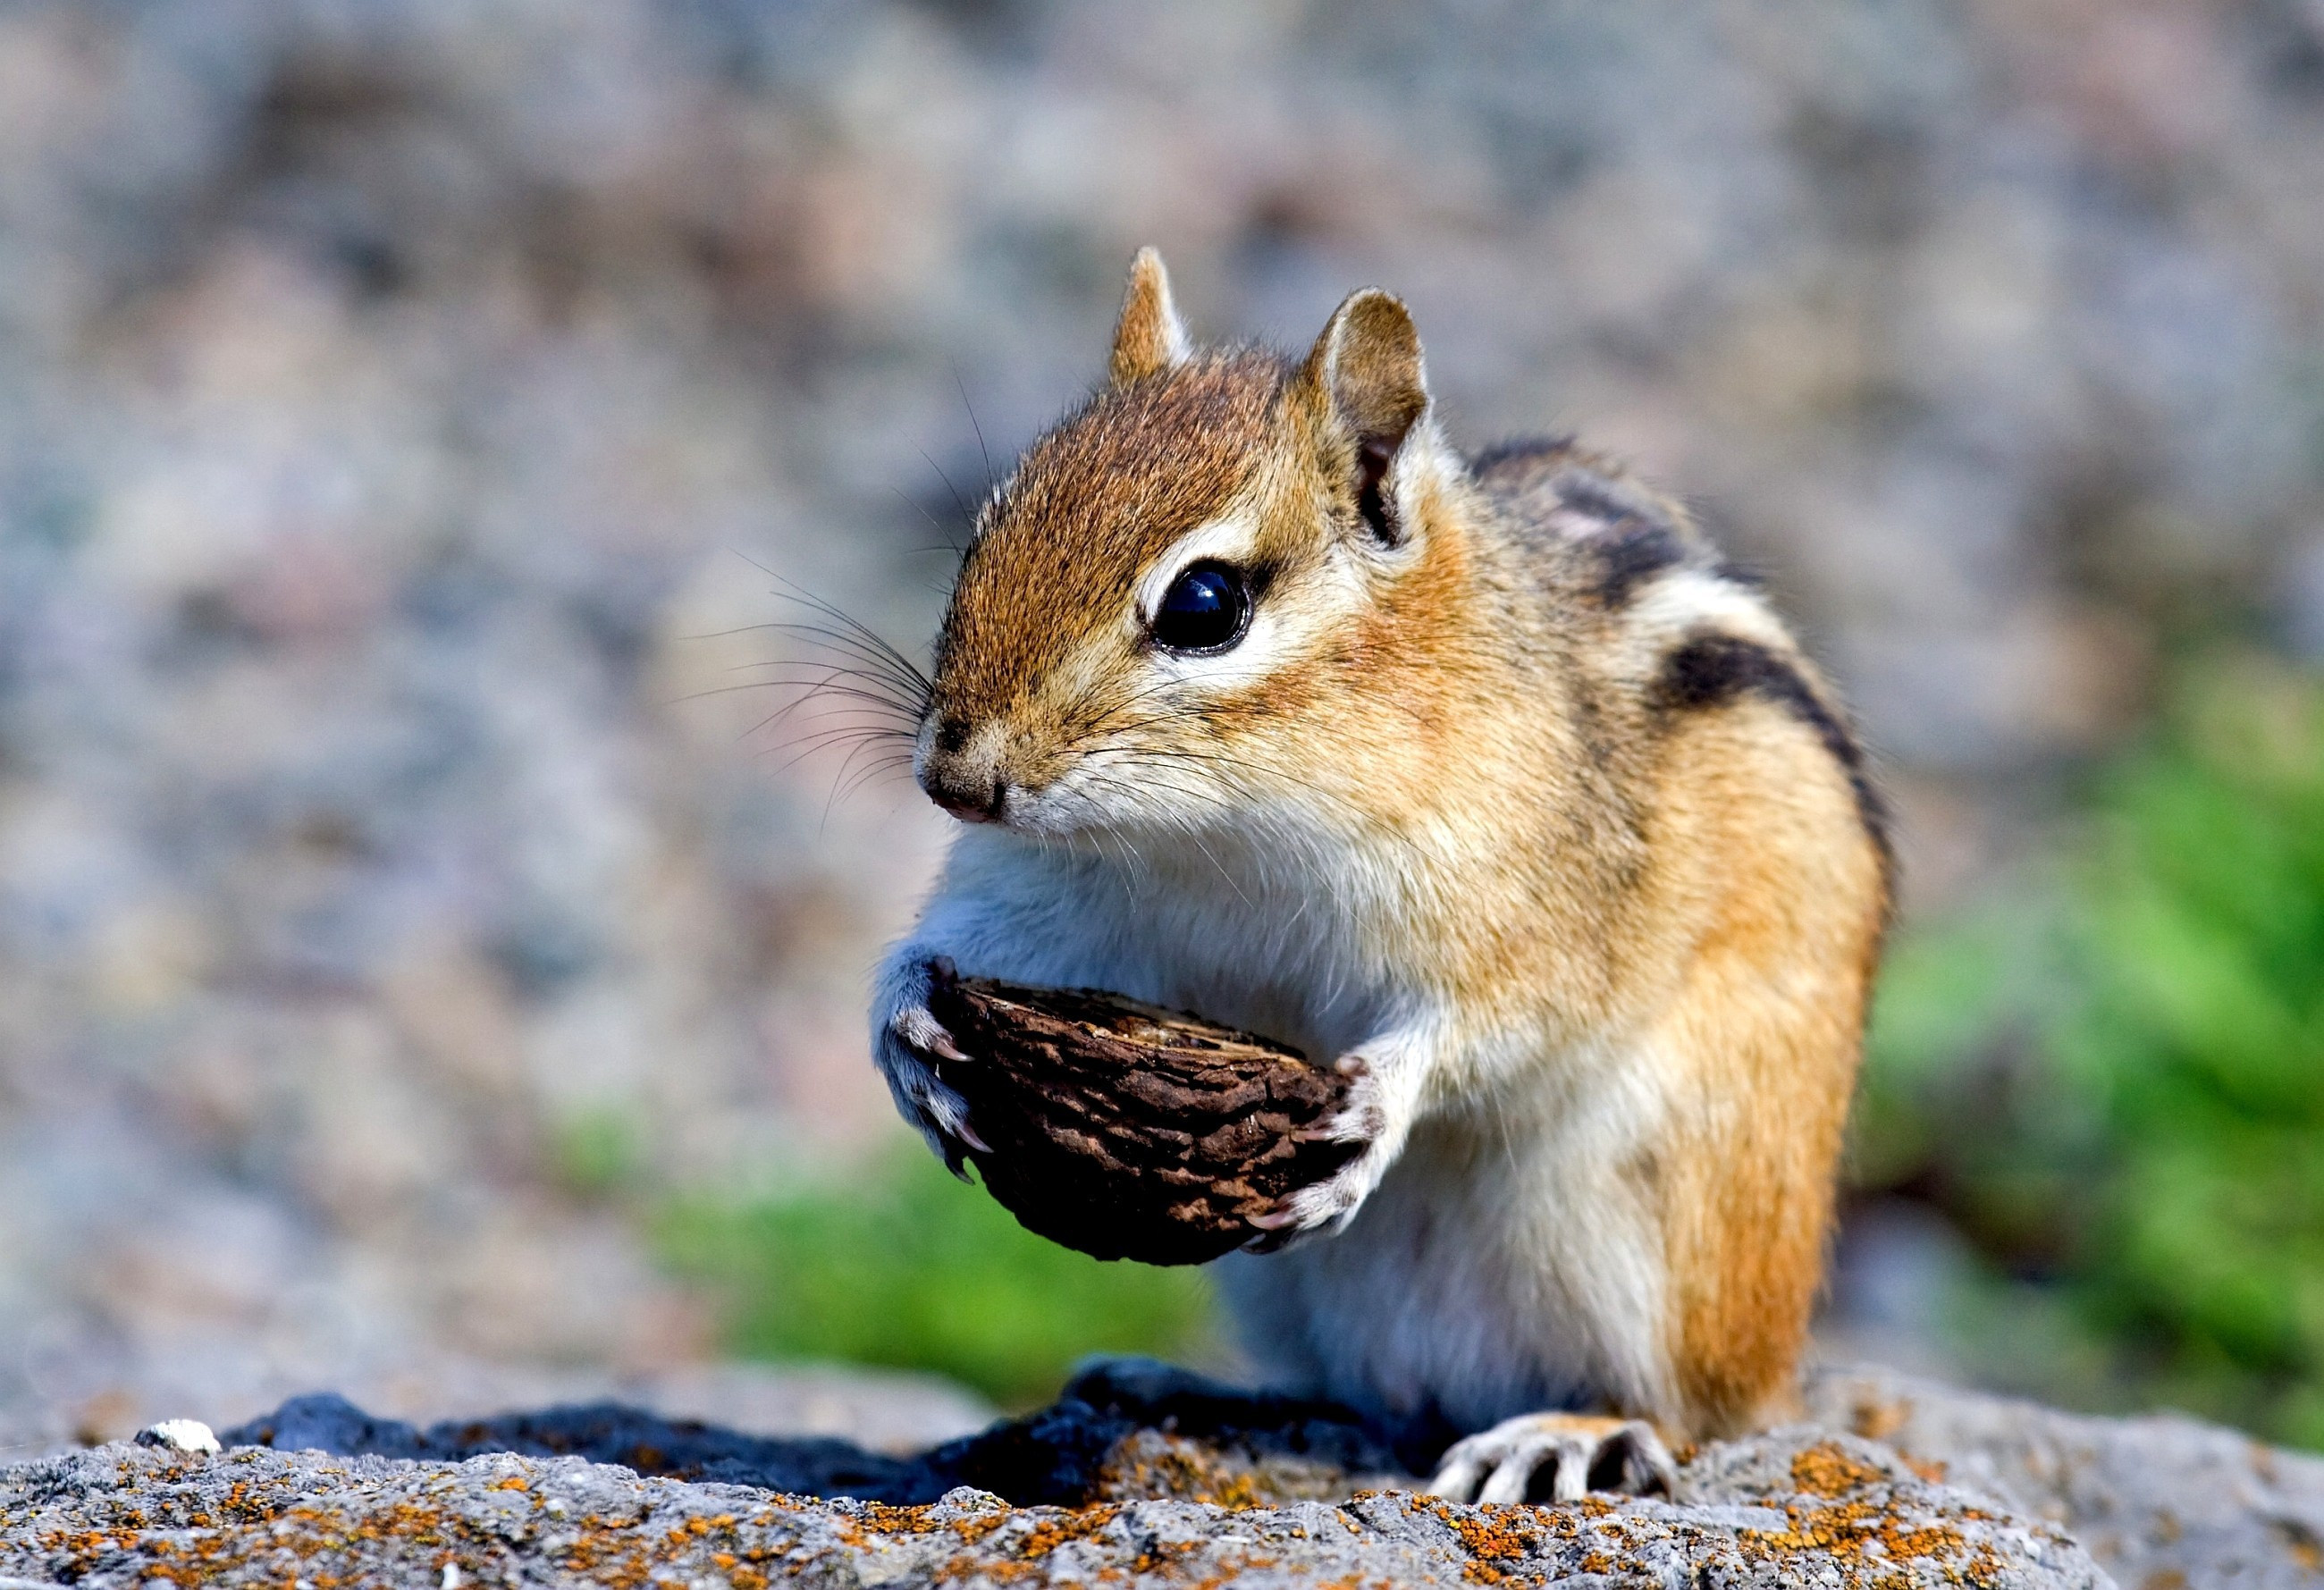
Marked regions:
[1469,434,1579,477]
[1592,522,1688,607]
[1654,633,1894,883]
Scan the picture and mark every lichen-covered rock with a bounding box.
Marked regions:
[0,1429,2107,1588]
[1809,1363,2324,1590]
[56,1358,2324,1586]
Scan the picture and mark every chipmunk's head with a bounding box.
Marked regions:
[915,248,1468,837]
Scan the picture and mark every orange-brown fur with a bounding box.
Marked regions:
[1646,702,1885,1431]
[878,252,1891,1457]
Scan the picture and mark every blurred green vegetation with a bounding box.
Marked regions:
[550,1106,647,1201]
[656,1146,1213,1408]
[1856,654,2324,1447]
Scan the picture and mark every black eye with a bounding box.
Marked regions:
[1151,562,1251,654]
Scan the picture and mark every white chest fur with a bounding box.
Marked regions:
[913,820,1678,1434]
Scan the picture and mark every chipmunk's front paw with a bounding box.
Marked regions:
[872,954,986,1170]
[1244,1055,1393,1249]
[1427,1414,1678,1504]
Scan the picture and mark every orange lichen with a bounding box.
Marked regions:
[1742,1497,2005,1587]
[1850,1395,1914,1443]
[1410,1496,1546,1585]
[1102,1442,1270,1508]
[1015,1502,1122,1557]
[1789,1442,1890,1497]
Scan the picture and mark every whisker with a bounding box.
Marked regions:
[747,705,916,746]
[719,670,923,740]
[686,677,920,718]
[835,752,916,805]
[823,739,916,829]
[916,448,978,536]
[954,364,997,496]
[766,729,915,779]
[891,484,968,555]
[681,629,925,701]
[715,664,927,712]
[761,728,915,766]
[729,554,936,697]
[736,622,932,703]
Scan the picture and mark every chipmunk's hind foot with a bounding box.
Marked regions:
[1426,1413,1678,1503]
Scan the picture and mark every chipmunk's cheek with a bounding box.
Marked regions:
[989,756,1123,835]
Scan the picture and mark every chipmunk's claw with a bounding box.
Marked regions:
[897,1003,969,1064]
[1427,1414,1678,1504]
[1242,1061,1392,1249]
[874,954,984,1163]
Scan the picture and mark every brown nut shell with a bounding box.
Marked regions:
[926,972,1359,1266]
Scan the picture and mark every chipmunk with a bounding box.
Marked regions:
[869,248,1890,1501]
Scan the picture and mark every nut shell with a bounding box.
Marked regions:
[927,973,1359,1266]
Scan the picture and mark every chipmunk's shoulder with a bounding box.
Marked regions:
[1466,435,1718,608]
[1462,433,1892,890]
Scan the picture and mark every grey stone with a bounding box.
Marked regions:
[37,1357,2324,1584]
[131,1421,217,1456]
[1808,1363,2324,1590]
[0,1361,2135,1587]
[0,1428,2105,1589]
[17,1359,2296,1586]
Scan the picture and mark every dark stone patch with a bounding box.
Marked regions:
[220,1360,1412,1508]
[1654,632,1894,883]
[221,1392,926,1500]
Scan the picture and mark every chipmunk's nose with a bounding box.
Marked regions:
[922,762,1005,823]
[919,719,1006,823]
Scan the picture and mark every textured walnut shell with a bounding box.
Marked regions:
[927,973,1360,1266]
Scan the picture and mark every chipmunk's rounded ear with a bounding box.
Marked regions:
[1108,248,1192,387]
[1305,289,1428,447]
[1302,289,1430,545]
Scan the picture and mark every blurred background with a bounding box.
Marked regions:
[1,0,2320,1453]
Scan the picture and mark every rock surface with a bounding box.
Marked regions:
[1806,1364,2324,1590]
[0,1430,2098,1588]
[6,1359,2319,1586]
[0,1360,2135,1589]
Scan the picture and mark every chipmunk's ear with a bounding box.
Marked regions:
[1108,248,1192,387]
[1301,289,1430,547]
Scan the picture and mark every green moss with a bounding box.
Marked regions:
[656,1145,1214,1408]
